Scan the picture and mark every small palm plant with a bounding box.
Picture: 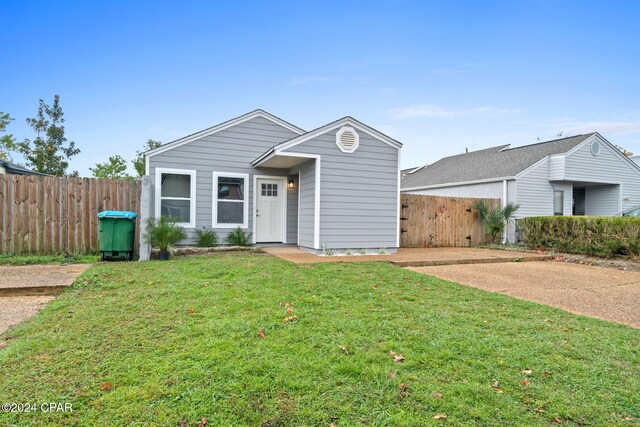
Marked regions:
[474,200,520,243]
[195,228,218,247]
[225,227,253,246]
[144,216,186,260]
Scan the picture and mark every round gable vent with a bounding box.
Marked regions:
[336,126,359,153]
[591,140,600,156]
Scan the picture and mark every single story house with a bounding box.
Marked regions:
[140,109,401,257]
[401,133,640,240]
[0,160,49,176]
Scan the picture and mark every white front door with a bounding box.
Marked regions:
[256,178,283,242]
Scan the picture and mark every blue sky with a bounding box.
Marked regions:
[2,1,639,176]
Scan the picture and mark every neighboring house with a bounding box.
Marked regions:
[142,109,401,254]
[401,133,640,240]
[631,156,640,167]
[0,160,49,176]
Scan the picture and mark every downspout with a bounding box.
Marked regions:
[502,180,508,244]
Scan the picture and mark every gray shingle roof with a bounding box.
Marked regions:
[1,161,50,176]
[401,133,595,189]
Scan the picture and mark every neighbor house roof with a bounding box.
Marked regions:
[0,160,50,176]
[401,133,596,189]
[631,156,640,166]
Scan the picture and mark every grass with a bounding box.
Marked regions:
[0,253,639,426]
[0,253,98,266]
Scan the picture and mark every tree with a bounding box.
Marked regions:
[90,155,132,179]
[614,145,634,157]
[132,139,162,176]
[14,95,80,176]
[0,112,15,161]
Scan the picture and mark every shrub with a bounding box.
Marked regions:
[519,216,640,257]
[225,227,253,246]
[144,217,186,252]
[195,228,218,247]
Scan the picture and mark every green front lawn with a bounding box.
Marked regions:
[1,253,638,426]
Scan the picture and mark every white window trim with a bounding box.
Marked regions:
[155,168,197,228]
[252,175,288,244]
[212,171,249,228]
[336,126,360,153]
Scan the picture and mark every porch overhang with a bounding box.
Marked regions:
[252,149,316,168]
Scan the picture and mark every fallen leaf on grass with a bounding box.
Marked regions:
[432,392,443,398]
[534,408,546,413]
[188,308,195,315]
[389,371,396,379]
[389,351,405,362]
[622,415,635,421]
[433,413,447,419]
[339,345,349,355]
[522,369,532,375]
[492,380,504,393]
[520,378,530,387]
[42,354,49,361]
[99,382,112,391]
[399,383,408,391]
[257,329,265,339]
[330,423,337,427]
[543,370,553,377]
[552,417,562,423]
[283,316,298,323]
[197,418,207,427]
[286,307,293,314]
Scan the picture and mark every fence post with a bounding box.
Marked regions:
[138,176,152,261]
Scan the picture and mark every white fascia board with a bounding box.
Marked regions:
[146,110,304,159]
[401,176,514,192]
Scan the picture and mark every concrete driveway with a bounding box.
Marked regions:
[409,261,640,328]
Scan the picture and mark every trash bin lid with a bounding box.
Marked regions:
[97,210,138,219]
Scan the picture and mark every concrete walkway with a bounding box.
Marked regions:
[0,264,90,341]
[262,246,550,266]
[409,262,640,328]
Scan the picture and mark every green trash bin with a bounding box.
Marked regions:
[98,210,137,261]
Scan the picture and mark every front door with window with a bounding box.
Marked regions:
[256,178,283,242]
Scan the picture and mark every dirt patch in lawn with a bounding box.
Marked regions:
[0,264,90,348]
[0,296,55,346]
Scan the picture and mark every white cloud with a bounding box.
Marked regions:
[390,104,521,119]
[554,121,640,135]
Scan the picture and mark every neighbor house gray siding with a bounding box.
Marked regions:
[404,180,504,199]
[147,116,299,244]
[515,158,558,217]
[585,184,620,216]
[282,129,399,249]
[563,137,640,212]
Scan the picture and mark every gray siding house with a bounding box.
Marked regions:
[141,110,401,256]
[402,133,640,240]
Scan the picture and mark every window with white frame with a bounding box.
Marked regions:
[553,190,564,216]
[156,169,196,227]
[213,172,248,227]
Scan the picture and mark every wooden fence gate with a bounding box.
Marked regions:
[0,174,141,255]
[400,194,501,248]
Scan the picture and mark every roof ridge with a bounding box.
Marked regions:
[500,132,595,152]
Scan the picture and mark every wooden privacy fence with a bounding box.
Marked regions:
[0,174,141,255]
[400,194,501,248]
